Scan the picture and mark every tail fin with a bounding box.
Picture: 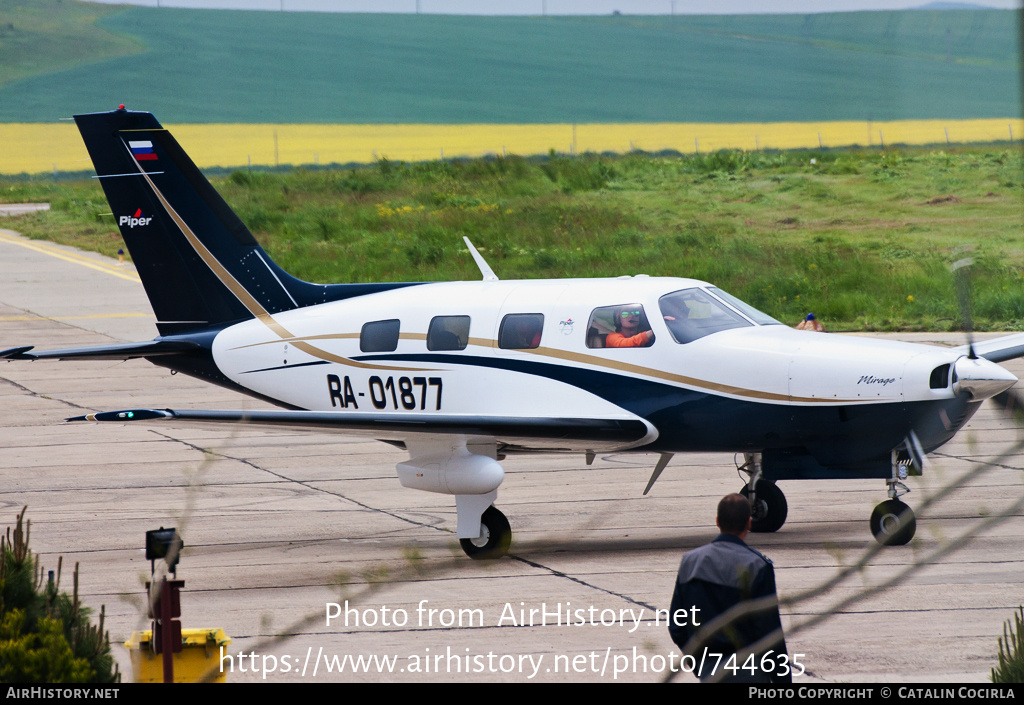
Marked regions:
[75,108,415,336]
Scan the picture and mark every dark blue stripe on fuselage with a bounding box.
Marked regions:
[352,352,979,469]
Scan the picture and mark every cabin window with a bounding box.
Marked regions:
[427,315,470,351]
[360,319,400,353]
[658,288,752,344]
[499,313,544,349]
[586,304,655,349]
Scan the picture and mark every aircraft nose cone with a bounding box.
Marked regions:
[953,355,1018,401]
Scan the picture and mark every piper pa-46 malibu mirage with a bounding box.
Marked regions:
[5,108,1024,558]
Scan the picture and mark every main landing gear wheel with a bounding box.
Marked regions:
[459,505,512,560]
[741,480,788,533]
[870,499,916,546]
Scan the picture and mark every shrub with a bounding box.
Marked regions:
[992,606,1024,683]
[0,508,119,683]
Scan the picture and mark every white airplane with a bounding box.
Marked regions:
[5,107,1023,559]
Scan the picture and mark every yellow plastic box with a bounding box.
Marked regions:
[125,628,232,683]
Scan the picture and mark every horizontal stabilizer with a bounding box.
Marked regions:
[68,408,654,451]
[1,340,200,361]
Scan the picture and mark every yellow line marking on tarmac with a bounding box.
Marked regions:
[0,231,141,283]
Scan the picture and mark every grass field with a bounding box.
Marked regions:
[0,6,1018,124]
[3,118,1021,174]
[3,144,1021,331]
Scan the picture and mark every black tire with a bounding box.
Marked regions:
[741,480,788,533]
[870,499,916,546]
[459,506,512,560]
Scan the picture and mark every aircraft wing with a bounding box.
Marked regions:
[67,408,655,452]
[954,333,1024,364]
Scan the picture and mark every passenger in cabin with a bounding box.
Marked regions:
[606,306,655,348]
[660,299,690,340]
[500,314,544,349]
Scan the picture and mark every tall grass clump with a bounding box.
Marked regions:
[992,606,1024,683]
[540,155,616,193]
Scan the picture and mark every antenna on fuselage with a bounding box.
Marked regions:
[463,237,499,282]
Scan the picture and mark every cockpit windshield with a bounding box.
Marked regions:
[659,288,758,344]
[708,287,781,326]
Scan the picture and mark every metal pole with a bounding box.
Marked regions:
[161,579,174,683]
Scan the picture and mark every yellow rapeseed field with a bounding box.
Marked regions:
[2,119,1021,174]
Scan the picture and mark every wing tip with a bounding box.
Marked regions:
[1,346,35,360]
[66,409,172,423]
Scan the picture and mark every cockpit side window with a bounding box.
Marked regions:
[427,315,470,351]
[586,304,655,349]
[659,289,752,344]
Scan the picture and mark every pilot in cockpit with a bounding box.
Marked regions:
[606,306,655,347]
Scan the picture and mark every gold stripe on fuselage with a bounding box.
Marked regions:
[226,329,861,404]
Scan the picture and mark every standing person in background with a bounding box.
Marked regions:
[668,493,791,683]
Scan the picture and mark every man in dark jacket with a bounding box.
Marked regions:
[668,493,791,683]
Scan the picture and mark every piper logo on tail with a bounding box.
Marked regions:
[119,209,152,228]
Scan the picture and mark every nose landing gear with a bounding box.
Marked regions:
[870,447,918,545]
[870,498,916,546]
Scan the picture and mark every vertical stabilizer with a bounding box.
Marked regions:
[74,108,418,336]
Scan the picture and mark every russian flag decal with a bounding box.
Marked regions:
[129,140,158,161]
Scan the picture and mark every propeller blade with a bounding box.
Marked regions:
[952,257,976,359]
[992,387,1024,423]
[905,429,927,474]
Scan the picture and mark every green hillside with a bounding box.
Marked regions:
[0,0,143,90]
[0,3,1018,123]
